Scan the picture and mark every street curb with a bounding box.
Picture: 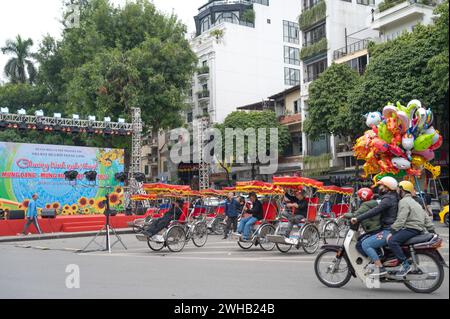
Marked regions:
[0,229,135,243]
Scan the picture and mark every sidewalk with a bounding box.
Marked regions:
[0,228,134,243]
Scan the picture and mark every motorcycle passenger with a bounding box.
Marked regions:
[142,199,184,238]
[387,181,436,277]
[236,192,263,241]
[344,188,381,256]
[351,176,399,277]
[283,189,308,238]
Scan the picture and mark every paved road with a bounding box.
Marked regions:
[0,224,448,299]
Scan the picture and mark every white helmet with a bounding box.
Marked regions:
[376,176,398,191]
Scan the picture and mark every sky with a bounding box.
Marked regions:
[0,0,205,82]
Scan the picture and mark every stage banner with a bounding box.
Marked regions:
[0,142,125,215]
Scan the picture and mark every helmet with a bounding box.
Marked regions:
[376,176,398,191]
[357,188,374,201]
[399,181,415,194]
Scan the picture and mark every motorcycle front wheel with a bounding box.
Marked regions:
[314,249,352,288]
[403,251,445,294]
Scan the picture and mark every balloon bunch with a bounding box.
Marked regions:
[354,100,442,178]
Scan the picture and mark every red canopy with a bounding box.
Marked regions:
[273,176,324,189]
[235,181,283,195]
[317,185,353,195]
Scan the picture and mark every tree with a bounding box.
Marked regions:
[37,0,197,132]
[349,22,448,131]
[303,63,361,140]
[1,35,37,84]
[215,111,291,181]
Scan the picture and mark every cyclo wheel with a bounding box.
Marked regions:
[192,221,209,248]
[274,224,292,253]
[322,220,339,244]
[147,236,164,251]
[403,251,445,294]
[301,223,321,254]
[258,224,276,251]
[166,225,187,253]
[314,248,352,288]
[211,216,225,235]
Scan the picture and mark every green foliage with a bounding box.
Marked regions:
[241,9,255,24]
[300,38,327,60]
[1,35,36,84]
[210,29,224,41]
[378,0,434,12]
[350,21,448,133]
[299,0,326,30]
[303,63,361,139]
[215,110,291,163]
[303,153,331,176]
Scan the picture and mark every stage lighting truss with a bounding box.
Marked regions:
[0,112,133,136]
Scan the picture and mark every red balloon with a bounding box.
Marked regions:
[429,134,443,151]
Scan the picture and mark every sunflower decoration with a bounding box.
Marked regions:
[18,204,23,209]
[71,204,79,214]
[114,186,124,194]
[95,198,107,213]
[78,197,88,207]
[52,202,61,210]
[63,204,70,211]
[37,208,42,216]
[108,193,121,206]
[83,208,90,215]
[45,204,52,209]
[88,198,95,206]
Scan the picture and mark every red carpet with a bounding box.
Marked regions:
[0,214,149,237]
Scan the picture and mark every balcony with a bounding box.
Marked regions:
[197,90,210,101]
[301,38,327,61]
[197,65,210,82]
[372,0,436,31]
[278,113,302,126]
[299,0,326,31]
[333,38,371,61]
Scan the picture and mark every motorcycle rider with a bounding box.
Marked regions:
[351,176,399,277]
[387,181,436,277]
[344,188,381,255]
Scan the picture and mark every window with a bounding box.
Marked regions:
[284,46,300,65]
[202,60,207,67]
[284,67,300,86]
[163,161,168,173]
[303,0,322,11]
[187,112,193,123]
[309,134,330,156]
[346,55,368,75]
[356,0,375,5]
[145,165,149,175]
[283,21,299,44]
[215,12,239,24]
[202,84,208,91]
[252,0,269,5]
[294,100,299,114]
[267,19,271,24]
[303,23,326,47]
[304,58,327,82]
[201,16,211,33]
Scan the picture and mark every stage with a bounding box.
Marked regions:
[0,214,149,237]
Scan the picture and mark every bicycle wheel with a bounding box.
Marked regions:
[258,224,276,251]
[147,237,164,251]
[211,216,226,235]
[314,249,352,288]
[192,221,209,248]
[301,224,320,254]
[166,225,187,253]
[275,224,292,253]
[237,238,254,249]
[322,220,339,244]
[403,251,445,294]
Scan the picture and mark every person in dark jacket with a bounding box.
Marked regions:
[351,177,399,277]
[283,189,308,237]
[223,192,240,239]
[142,199,184,238]
[237,192,263,241]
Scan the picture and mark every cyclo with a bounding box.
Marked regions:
[231,181,283,251]
[199,189,227,235]
[266,176,322,254]
[136,183,209,253]
[316,185,353,243]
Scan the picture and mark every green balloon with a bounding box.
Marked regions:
[378,122,392,143]
[413,133,435,151]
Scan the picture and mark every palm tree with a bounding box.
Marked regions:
[1,35,37,84]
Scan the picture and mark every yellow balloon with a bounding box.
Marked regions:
[411,155,426,167]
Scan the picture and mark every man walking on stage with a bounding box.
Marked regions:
[20,194,43,236]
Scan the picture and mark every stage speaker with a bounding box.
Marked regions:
[7,210,25,220]
[41,209,57,219]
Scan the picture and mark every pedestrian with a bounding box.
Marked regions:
[19,194,43,236]
[223,192,240,239]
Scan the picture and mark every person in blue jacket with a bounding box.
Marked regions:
[20,194,43,235]
[223,192,240,239]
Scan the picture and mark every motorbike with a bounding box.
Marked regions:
[314,222,448,293]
